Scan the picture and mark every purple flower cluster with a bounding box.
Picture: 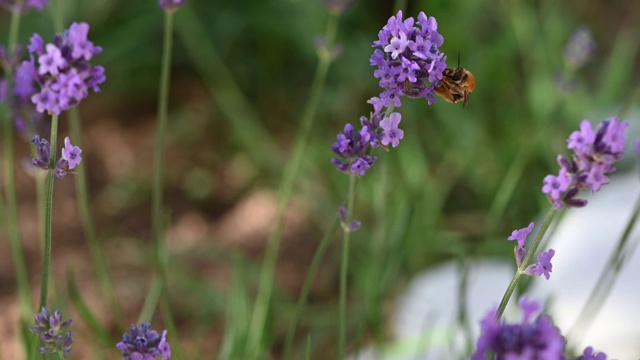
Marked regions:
[370,10,447,107]
[158,0,187,11]
[564,28,595,69]
[29,307,73,356]
[578,347,608,360]
[543,118,629,209]
[31,135,82,178]
[473,298,610,359]
[16,22,105,115]
[116,322,171,360]
[507,222,555,280]
[0,0,47,13]
[331,99,404,176]
[472,297,565,360]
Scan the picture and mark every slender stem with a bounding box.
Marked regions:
[2,5,33,330]
[282,215,340,360]
[39,114,59,310]
[338,174,357,359]
[246,11,340,356]
[142,9,174,320]
[496,206,557,318]
[49,0,64,34]
[152,10,174,265]
[567,193,640,346]
[486,146,531,233]
[8,6,21,52]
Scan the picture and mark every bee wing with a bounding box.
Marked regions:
[462,90,470,108]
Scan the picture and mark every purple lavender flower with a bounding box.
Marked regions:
[564,28,595,69]
[116,322,171,360]
[338,206,361,231]
[507,222,534,249]
[471,297,565,359]
[0,0,47,13]
[542,118,629,209]
[577,346,607,360]
[524,249,555,280]
[31,134,80,178]
[371,10,447,107]
[508,222,534,266]
[158,0,187,11]
[29,307,73,355]
[61,136,82,169]
[379,112,404,148]
[17,22,105,115]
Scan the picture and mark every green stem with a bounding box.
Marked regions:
[496,206,557,318]
[246,11,340,357]
[152,10,173,265]
[49,0,64,34]
[39,114,59,310]
[138,275,163,323]
[486,146,531,233]
[282,215,340,360]
[567,193,640,346]
[338,174,357,359]
[68,109,123,325]
[142,9,174,320]
[2,3,33,330]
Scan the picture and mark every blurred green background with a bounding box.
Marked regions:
[0,0,639,358]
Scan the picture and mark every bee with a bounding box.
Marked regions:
[434,53,476,107]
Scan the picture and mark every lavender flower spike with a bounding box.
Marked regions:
[116,322,171,360]
[158,0,187,11]
[542,117,629,209]
[578,346,607,360]
[564,27,595,69]
[371,10,447,107]
[30,307,73,355]
[471,297,565,359]
[18,22,105,115]
[0,0,47,13]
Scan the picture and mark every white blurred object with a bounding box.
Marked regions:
[349,172,640,359]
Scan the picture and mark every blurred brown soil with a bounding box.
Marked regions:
[0,85,335,358]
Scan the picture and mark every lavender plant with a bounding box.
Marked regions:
[472,297,609,359]
[116,322,171,360]
[495,117,629,319]
[13,24,105,354]
[30,307,73,356]
[330,9,450,358]
[331,10,447,177]
[137,2,187,352]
